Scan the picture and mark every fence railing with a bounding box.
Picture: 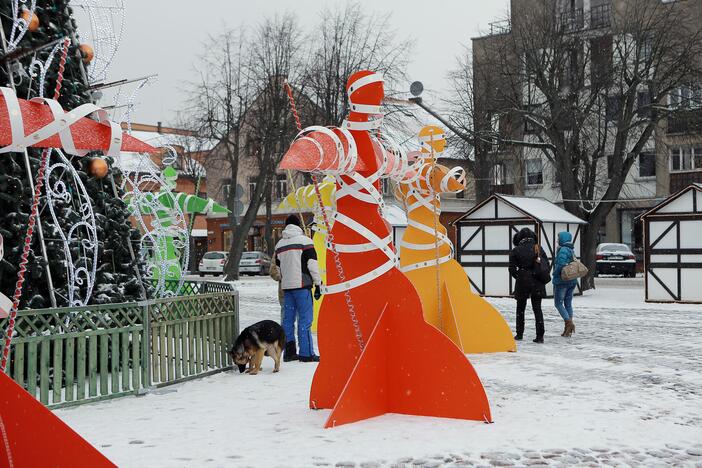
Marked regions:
[0,288,238,409]
[154,279,236,296]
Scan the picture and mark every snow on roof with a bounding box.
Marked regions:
[383,202,407,227]
[127,130,217,152]
[499,195,587,224]
[117,152,159,174]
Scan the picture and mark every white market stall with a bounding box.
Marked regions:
[453,194,587,297]
[640,183,702,304]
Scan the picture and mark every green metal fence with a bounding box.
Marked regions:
[0,286,238,409]
[154,279,236,296]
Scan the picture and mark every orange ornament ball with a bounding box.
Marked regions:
[88,158,109,178]
[21,10,39,32]
[79,44,94,64]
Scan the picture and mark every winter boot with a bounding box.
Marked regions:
[565,320,575,337]
[533,337,544,344]
[283,341,298,362]
[299,355,320,363]
[514,334,523,341]
[561,321,569,337]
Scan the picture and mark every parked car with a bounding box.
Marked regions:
[239,251,271,276]
[595,243,636,277]
[199,251,228,276]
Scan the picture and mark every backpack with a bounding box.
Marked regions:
[560,247,588,281]
[533,245,552,284]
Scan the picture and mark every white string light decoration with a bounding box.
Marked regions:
[6,0,37,52]
[70,0,125,84]
[43,148,98,307]
[28,41,63,98]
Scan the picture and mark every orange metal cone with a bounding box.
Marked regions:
[279,129,367,172]
[0,371,115,467]
[323,302,492,428]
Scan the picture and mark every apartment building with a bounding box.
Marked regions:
[472,0,702,259]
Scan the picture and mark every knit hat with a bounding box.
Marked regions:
[285,214,301,227]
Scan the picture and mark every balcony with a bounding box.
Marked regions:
[670,171,702,194]
[559,8,584,32]
[667,109,702,135]
[488,20,511,36]
[590,4,612,29]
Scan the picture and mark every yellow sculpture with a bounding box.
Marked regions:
[397,125,516,353]
[279,176,335,332]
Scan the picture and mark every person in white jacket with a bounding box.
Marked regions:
[274,215,322,362]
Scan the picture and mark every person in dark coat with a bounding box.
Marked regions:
[508,227,549,343]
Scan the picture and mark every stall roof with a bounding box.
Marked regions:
[640,183,702,218]
[456,194,586,225]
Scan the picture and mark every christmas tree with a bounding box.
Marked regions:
[0,1,147,309]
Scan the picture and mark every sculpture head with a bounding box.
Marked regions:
[346,70,384,110]
[418,125,447,155]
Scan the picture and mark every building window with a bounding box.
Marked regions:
[606,96,622,122]
[638,151,656,178]
[526,159,544,186]
[670,85,702,109]
[637,35,653,65]
[275,174,287,200]
[523,105,541,134]
[695,147,702,170]
[490,162,506,186]
[670,147,693,172]
[590,35,613,87]
[221,178,231,201]
[637,91,652,118]
[248,177,257,200]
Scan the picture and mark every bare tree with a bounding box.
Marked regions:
[444,46,503,201]
[184,28,256,279]
[224,13,304,280]
[304,1,413,127]
[464,0,702,288]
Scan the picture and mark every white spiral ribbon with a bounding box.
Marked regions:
[397,162,458,273]
[0,86,122,157]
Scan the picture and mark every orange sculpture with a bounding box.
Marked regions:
[397,126,516,353]
[280,71,491,428]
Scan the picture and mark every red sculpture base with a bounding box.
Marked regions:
[0,371,114,467]
[322,304,493,428]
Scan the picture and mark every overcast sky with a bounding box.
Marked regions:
[75,0,510,126]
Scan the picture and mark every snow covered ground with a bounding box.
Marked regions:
[56,276,702,467]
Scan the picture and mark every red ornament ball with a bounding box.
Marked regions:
[79,44,94,64]
[88,158,109,178]
[22,10,39,32]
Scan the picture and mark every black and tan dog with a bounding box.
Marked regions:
[229,320,285,375]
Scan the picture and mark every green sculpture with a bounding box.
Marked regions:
[128,165,230,283]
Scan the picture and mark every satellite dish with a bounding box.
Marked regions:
[410,81,424,97]
[235,183,244,199]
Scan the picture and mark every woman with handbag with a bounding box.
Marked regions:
[552,231,579,337]
[508,228,550,343]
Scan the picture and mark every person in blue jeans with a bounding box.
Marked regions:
[552,231,577,337]
[274,215,322,362]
